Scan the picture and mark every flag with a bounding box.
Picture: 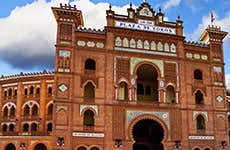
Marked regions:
[211,11,215,23]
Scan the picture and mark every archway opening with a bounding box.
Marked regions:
[5,143,16,150]
[136,64,158,101]
[34,143,47,150]
[132,119,164,150]
[77,147,87,150]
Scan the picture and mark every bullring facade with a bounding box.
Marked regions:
[0,1,229,150]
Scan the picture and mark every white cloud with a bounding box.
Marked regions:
[0,0,131,69]
[191,11,230,41]
[164,0,181,10]
[226,74,230,90]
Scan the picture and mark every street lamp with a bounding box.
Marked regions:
[57,137,65,146]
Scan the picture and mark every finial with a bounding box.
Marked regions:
[159,7,161,13]
[178,15,180,20]
[109,4,112,10]
[130,3,132,8]
[144,0,147,3]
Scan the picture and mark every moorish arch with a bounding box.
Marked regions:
[5,143,16,150]
[135,63,159,101]
[128,115,168,150]
[34,143,47,150]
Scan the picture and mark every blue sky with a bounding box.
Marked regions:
[0,0,229,87]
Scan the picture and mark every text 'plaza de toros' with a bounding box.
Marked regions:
[0,1,229,150]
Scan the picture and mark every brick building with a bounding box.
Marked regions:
[0,1,229,150]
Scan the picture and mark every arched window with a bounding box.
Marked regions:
[123,38,129,47]
[5,143,16,150]
[24,105,30,116]
[130,39,136,48]
[8,88,12,97]
[164,43,169,51]
[115,37,121,47]
[137,83,144,95]
[32,105,38,116]
[170,43,176,52]
[145,85,151,96]
[3,107,8,117]
[194,69,202,80]
[151,41,156,50]
[4,90,7,97]
[83,110,94,126]
[48,104,53,115]
[47,123,53,132]
[137,40,142,49]
[36,87,40,95]
[84,82,95,99]
[9,124,14,132]
[24,88,28,95]
[144,40,150,49]
[23,123,29,132]
[48,87,52,94]
[166,85,176,103]
[9,107,15,117]
[2,124,7,132]
[157,42,163,51]
[197,115,206,131]
[85,59,96,70]
[195,90,204,104]
[77,147,87,150]
[31,123,38,132]
[14,89,17,96]
[118,82,128,100]
[29,86,34,95]
[90,147,100,150]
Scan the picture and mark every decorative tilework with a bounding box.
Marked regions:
[193,111,208,121]
[80,105,98,116]
[130,57,164,77]
[126,110,169,128]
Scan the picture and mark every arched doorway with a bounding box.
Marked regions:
[34,143,47,150]
[5,143,16,150]
[132,119,164,150]
[136,64,158,101]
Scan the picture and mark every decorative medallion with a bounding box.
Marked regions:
[58,84,68,92]
[216,95,223,102]
[77,40,86,47]
[96,42,104,48]
[131,78,136,85]
[87,41,95,47]
[59,50,70,57]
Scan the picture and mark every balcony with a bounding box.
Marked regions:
[2,131,18,136]
[21,115,41,122]
[83,126,94,132]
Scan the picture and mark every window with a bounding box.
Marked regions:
[144,40,149,49]
[145,85,151,95]
[84,82,95,99]
[3,107,8,117]
[36,87,40,95]
[194,69,202,80]
[83,110,94,126]
[31,123,38,132]
[10,107,15,117]
[48,104,53,115]
[23,123,29,132]
[166,85,176,103]
[130,39,136,48]
[115,37,121,47]
[14,89,17,96]
[24,88,28,95]
[197,115,206,131]
[2,124,7,132]
[195,90,204,104]
[4,90,7,97]
[118,82,128,100]
[85,59,96,70]
[32,105,38,116]
[137,83,144,95]
[170,43,176,53]
[151,41,156,50]
[164,43,169,52]
[48,87,52,94]
[123,38,129,47]
[24,105,30,116]
[157,42,163,51]
[137,40,142,49]
[8,88,12,97]
[29,86,34,95]
[47,123,53,132]
[9,124,14,132]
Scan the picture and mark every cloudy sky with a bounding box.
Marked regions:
[0,0,229,88]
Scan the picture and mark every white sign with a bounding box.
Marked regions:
[72,132,104,138]
[188,136,215,140]
[115,21,176,35]
[138,19,154,26]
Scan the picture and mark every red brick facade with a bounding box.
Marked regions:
[0,2,229,150]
